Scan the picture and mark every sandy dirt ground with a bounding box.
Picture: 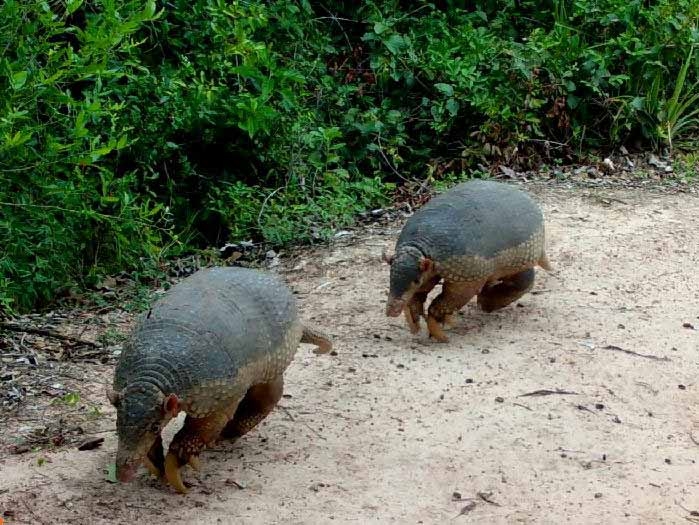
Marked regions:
[1,183,698,524]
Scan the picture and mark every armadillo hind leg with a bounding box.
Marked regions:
[301,325,333,354]
[477,268,536,313]
[164,403,240,494]
[404,275,441,335]
[220,375,284,440]
[426,279,485,343]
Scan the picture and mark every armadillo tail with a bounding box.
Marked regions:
[301,325,333,354]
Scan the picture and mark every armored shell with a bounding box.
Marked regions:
[113,266,303,418]
[395,180,548,282]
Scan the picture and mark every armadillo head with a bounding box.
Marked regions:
[109,383,180,482]
[385,246,435,317]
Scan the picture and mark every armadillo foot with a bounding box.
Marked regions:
[427,316,449,343]
[403,305,421,334]
[443,313,457,329]
[164,452,189,494]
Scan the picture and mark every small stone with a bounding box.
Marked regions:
[678,384,686,390]
[648,154,664,168]
[595,403,604,410]
[664,458,671,464]
[465,378,474,384]
[594,492,602,499]
[495,396,504,403]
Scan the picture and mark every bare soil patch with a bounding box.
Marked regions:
[1,183,698,524]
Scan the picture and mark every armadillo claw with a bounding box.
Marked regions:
[188,455,201,471]
[426,316,449,343]
[164,452,189,494]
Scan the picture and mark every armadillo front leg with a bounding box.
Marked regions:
[477,268,535,312]
[164,402,240,494]
[427,280,485,343]
[220,376,284,440]
[143,434,165,478]
[404,276,440,334]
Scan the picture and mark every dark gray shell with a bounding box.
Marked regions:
[395,180,545,261]
[113,266,302,415]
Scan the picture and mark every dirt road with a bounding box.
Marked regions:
[1,183,698,524]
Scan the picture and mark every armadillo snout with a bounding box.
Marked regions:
[116,460,138,482]
[386,297,405,317]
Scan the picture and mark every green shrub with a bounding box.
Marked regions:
[1,0,697,313]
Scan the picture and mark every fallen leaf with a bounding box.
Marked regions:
[105,463,118,483]
[78,437,105,451]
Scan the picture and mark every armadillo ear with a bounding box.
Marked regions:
[163,393,181,417]
[419,257,434,273]
[382,248,395,265]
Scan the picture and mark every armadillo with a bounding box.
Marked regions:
[108,266,332,493]
[384,179,551,342]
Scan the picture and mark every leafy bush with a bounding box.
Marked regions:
[1,0,697,312]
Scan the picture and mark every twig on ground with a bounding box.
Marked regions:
[603,345,670,361]
[477,491,501,506]
[518,389,579,397]
[512,402,533,411]
[452,501,477,518]
[0,321,99,348]
[575,404,597,415]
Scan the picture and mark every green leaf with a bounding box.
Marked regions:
[374,22,388,35]
[446,99,459,117]
[384,34,405,55]
[10,71,27,90]
[66,0,83,15]
[105,463,118,483]
[434,83,454,97]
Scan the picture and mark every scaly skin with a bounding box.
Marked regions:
[109,266,332,493]
[386,180,552,342]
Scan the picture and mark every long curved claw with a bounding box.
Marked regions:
[188,455,201,471]
[164,452,188,494]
